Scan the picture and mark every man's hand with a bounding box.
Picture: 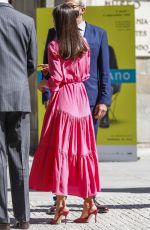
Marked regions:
[94,104,107,120]
[37,64,49,76]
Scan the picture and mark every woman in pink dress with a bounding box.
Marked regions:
[29,3,100,225]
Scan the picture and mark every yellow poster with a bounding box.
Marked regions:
[36,6,136,161]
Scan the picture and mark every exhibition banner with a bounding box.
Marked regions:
[84,6,136,161]
[36,5,136,161]
[86,0,150,57]
[36,8,53,136]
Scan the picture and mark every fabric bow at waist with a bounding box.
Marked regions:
[60,81,82,87]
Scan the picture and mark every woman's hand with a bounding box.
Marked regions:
[37,80,48,92]
[37,64,49,76]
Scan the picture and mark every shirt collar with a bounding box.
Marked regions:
[78,21,86,32]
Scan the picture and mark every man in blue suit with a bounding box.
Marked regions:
[41,0,111,214]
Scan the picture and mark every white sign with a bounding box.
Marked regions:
[86,0,150,57]
[135,2,150,57]
[46,0,54,7]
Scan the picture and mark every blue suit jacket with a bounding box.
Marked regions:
[42,22,111,107]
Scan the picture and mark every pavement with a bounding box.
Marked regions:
[7,148,150,230]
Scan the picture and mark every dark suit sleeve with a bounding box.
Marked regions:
[97,31,111,106]
[42,29,55,103]
[27,19,37,76]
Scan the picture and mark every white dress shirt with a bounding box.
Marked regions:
[78,21,86,37]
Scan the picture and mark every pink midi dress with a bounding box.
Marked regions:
[29,40,101,198]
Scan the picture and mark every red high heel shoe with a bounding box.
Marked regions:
[74,204,98,223]
[49,206,69,225]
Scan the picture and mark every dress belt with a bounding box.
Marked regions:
[60,81,82,87]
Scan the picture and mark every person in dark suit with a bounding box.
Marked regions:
[0,1,37,229]
[40,0,111,215]
[99,45,121,128]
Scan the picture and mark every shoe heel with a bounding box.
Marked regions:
[63,211,69,224]
[95,213,97,223]
[64,215,67,224]
[88,209,98,223]
[94,209,98,223]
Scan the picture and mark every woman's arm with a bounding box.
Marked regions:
[47,42,63,92]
